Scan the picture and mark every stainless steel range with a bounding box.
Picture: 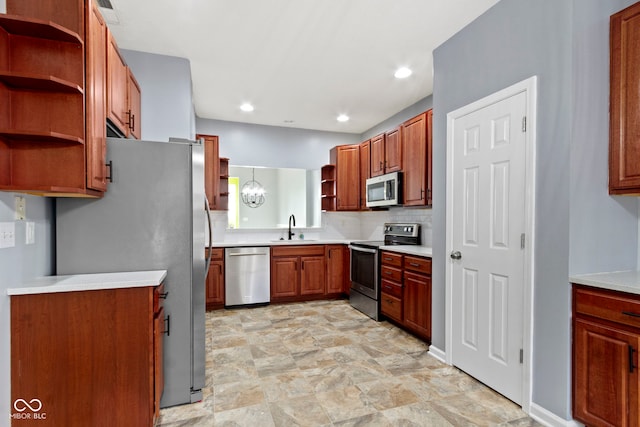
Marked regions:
[348,223,420,320]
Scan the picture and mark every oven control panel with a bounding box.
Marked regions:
[383,223,420,238]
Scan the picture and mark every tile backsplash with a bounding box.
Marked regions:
[211,207,433,246]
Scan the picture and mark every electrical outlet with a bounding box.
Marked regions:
[26,221,35,245]
[15,196,26,220]
[0,222,16,249]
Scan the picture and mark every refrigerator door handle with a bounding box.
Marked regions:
[204,196,213,278]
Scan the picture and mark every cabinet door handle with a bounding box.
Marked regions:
[302,261,305,270]
[629,345,637,373]
[164,315,171,336]
[379,161,383,170]
[105,160,113,183]
[623,311,640,318]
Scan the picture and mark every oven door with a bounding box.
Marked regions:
[349,245,379,299]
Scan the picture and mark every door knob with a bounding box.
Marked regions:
[450,251,462,260]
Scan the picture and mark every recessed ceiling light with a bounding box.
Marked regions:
[337,114,349,122]
[240,103,254,112]
[394,67,412,79]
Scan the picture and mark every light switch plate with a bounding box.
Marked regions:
[15,196,26,220]
[0,222,16,249]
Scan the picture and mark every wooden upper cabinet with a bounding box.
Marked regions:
[127,69,141,139]
[402,110,432,206]
[359,140,371,210]
[0,3,105,197]
[332,144,360,211]
[197,134,225,210]
[384,126,402,173]
[610,2,640,195]
[107,29,129,136]
[371,129,402,177]
[371,133,385,177]
[85,0,107,192]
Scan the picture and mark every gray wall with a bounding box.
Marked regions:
[196,118,360,170]
[433,0,639,420]
[569,1,638,273]
[0,193,55,421]
[121,49,195,141]
[361,96,433,140]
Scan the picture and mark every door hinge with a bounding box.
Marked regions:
[520,233,525,249]
[522,116,527,132]
[520,349,524,364]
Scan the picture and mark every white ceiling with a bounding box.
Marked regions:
[105,0,499,134]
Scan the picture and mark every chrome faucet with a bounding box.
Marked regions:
[288,214,296,240]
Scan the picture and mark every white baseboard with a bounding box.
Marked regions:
[427,345,446,363]
[529,403,584,427]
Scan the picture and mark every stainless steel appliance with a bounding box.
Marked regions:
[225,247,270,306]
[349,223,420,320]
[56,137,211,407]
[366,171,402,207]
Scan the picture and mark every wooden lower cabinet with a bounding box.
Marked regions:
[326,245,347,295]
[206,248,224,310]
[572,284,640,427]
[271,245,326,302]
[271,244,348,303]
[380,250,431,342]
[11,284,165,426]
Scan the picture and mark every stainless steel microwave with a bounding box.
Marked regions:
[366,171,402,207]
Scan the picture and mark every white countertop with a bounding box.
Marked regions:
[570,270,640,295]
[380,245,433,257]
[212,240,432,258]
[7,270,167,296]
[212,239,351,248]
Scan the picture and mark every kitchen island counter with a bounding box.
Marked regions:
[7,270,167,295]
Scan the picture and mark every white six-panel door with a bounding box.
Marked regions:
[449,90,528,404]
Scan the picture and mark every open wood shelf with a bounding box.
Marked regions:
[0,72,83,93]
[0,129,84,144]
[0,14,82,44]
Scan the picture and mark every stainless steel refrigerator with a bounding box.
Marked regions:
[56,137,210,408]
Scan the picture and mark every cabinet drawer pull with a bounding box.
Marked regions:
[159,291,168,299]
[164,315,171,336]
[385,271,392,275]
[384,257,393,261]
[630,345,637,373]
[622,311,640,318]
[409,262,420,267]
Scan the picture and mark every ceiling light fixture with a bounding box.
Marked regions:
[337,114,349,122]
[240,103,254,112]
[241,168,266,208]
[394,67,412,79]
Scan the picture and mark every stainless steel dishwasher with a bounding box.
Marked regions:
[225,247,271,307]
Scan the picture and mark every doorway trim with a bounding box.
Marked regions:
[445,76,537,413]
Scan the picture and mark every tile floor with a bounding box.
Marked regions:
[158,299,542,426]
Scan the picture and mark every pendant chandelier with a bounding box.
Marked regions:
[241,168,266,208]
